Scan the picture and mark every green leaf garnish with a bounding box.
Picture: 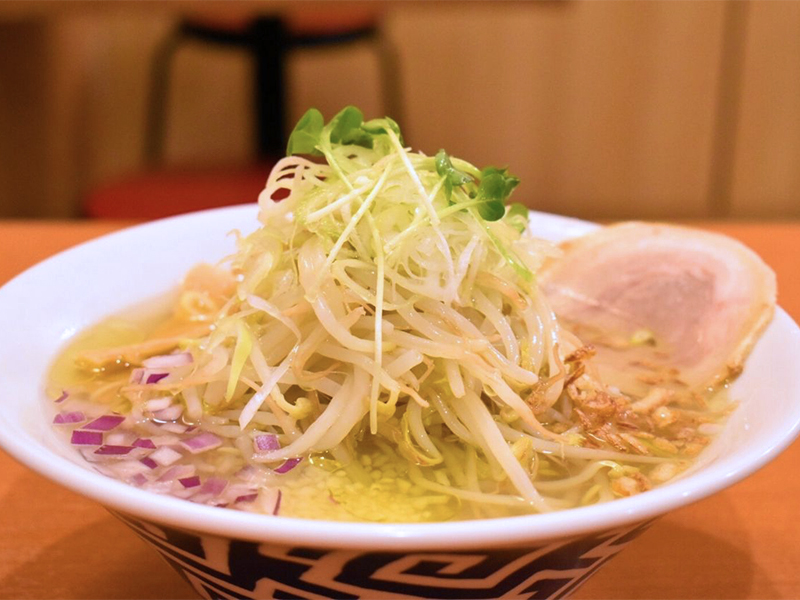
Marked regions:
[363,117,404,145]
[476,167,520,221]
[328,106,373,148]
[286,108,325,156]
[435,150,472,202]
[476,197,506,221]
[288,107,404,158]
[288,107,523,228]
[479,167,520,201]
[505,202,529,232]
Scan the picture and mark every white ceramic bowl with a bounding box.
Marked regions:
[1,206,799,599]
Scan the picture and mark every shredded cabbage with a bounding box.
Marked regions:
[181,106,613,514]
[63,107,704,520]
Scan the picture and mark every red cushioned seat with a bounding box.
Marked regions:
[83,163,275,220]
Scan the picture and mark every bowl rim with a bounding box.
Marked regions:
[1,205,799,551]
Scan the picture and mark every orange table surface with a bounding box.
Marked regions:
[0,218,798,600]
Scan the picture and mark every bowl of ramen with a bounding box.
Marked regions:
[1,108,799,600]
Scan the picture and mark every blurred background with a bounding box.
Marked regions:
[0,0,798,221]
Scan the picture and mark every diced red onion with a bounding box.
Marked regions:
[79,448,105,463]
[235,493,258,503]
[110,460,150,478]
[235,465,257,481]
[198,477,227,497]
[95,445,134,456]
[132,438,157,450]
[53,411,85,425]
[225,483,255,499]
[257,488,282,515]
[180,432,222,454]
[84,415,125,432]
[131,473,148,486]
[159,423,188,434]
[151,434,180,446]
[140,457,158,469]
[171,486,198,500]
[274,457,302,474]
[143,352,193,369]
[106,431,135,446]
[254,434,280,452]
[152,405,184,421]
[179,476,201,489]
[149,446,182,466]
[71,430,103,446]
[141,479,176,494]
[146,372,169,384]
[144,397,174,412]
[158,464,195,482]
[55,390,68,403]
[130,369,144,385]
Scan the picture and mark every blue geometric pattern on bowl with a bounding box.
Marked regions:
[113,511,653,599]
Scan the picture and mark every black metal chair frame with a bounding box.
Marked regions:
[145,15,403,164]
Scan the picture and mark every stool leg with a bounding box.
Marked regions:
[252,17,288,158]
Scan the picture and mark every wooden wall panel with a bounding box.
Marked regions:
[73,14,174,182]
[387,2,726,220]
[4,2,800,220]
[162,41,255,165]
[730,2,800,218]
[287,43,383,135]
[0,12,174,218]
[0,20,54,218]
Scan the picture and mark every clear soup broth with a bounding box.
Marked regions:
[47,291,733,523]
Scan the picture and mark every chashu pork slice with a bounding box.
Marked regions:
[539,222,776,395]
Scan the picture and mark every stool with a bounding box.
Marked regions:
[84,10,402,219]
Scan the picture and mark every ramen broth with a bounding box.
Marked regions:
[45,108,764,523]
[47,299,733,523]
